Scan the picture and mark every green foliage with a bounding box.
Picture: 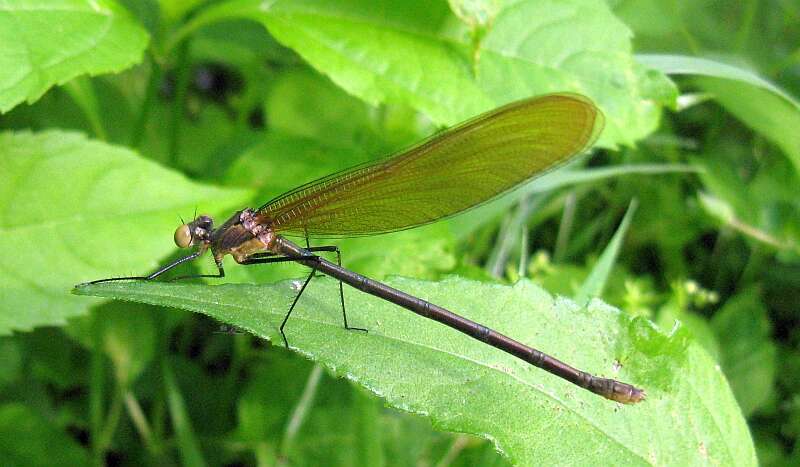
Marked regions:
[0,131,252,334]
[74,277,753,465]
[711,288,777,416]
[575,199,638,304]
[1,0,799,465]
[181,0,676,147]
[0,403,91,466]
[0,0,148,112]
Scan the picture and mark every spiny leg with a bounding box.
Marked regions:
[243,248,368,342]
[168,258,225,282]
[241,254,318,347]
[302,242,368,334]
[279,262,318,348]
[330,246,366,333]
[84,251,204,285]
[305,235,323,278]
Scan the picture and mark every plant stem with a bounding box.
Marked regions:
[487,194,543,277]
[130,54,162,149]
[164,361,208,467]
[168,40,191,166]
[278,364,324,463]
[518,224,529,278]
[735,0,758,53]
[89,317,105,467]
[98,387,124,452]
[554,192,577,263]
[435,435,470,467]
[62,78,107,141]
[124,391,154,451]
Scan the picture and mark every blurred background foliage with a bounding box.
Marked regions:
[1,0,799,465]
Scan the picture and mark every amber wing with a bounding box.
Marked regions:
[257,93,604,237]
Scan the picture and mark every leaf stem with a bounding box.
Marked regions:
[98,386,124,452]
[353,387,384,467]
[124,391,155,451]
[575,199,638,304]
[255,441,276,467]
[89,317,105,466]
[163,3,263,55]
[278,364,324,462]
[168,40,192,166]
[164,362,208,467]
[735,0,758,53]
[554,192,577,262]
[130,54,162,149]
[518,223,529,278]
[62,78,107,141]
[487,194,544,277]
[434,435,470,467]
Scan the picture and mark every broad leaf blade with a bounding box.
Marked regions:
[0,130,253,334]
[474,0,675,147]
[0,0,149,112]
[74,278,755,465]
[0,403,90,466]
[711,289,777,416]
[639,53,800,175]
[176,0,675,148]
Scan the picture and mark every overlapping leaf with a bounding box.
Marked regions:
[173,0,675,148]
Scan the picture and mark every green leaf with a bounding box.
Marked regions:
[637,54,800,109]
[695,155,800,256]
[236,352,503,466]
[711,289,777,416]
[0,403,91,467]
[638,54,800,175]
[19,327,87,390]
[171,0,675,148]
[75,278,755,465]
[615,1,742,54]
[0,0,149,113]
[694,76,800,175]
[0,130,253,334]
[473,0,675,147]
[575,199,637,304]
[263,68,423,154]
[224,132,372,200]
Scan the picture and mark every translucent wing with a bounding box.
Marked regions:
[257,93,603,237]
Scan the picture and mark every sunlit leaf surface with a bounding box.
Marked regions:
[0,131,252,333]
[0,0,149,112]
[75,278,755,465]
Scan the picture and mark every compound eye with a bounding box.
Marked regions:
[174,224,192,248]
